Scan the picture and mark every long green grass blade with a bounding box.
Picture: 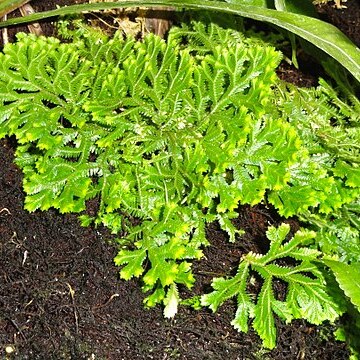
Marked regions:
[0,0,359,82]
[324,259,360,312]
[0,0,30,18]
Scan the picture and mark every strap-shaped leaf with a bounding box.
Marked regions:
[1,0,359,82]
[0,0,30,17]
[324,259,360,312]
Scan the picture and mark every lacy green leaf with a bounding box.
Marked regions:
[275,77,360,262]
[1,0,359,82]
[202,224,343,349]
[0,19,357,343]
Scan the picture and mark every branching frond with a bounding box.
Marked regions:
[0,19,357,349]
[201,224,343,349]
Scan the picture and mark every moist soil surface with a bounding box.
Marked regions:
[0,1,359,359]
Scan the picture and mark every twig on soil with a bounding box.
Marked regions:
[1,1,43,42]
[6,318,27,341]
[1,14,9,44]
[21,250,28,266]
[67,283,79,333]
[0,207,11,215]
[18,3,43,35]
[93,293,120,309]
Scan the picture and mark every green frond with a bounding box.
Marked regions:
[202,224,343,349]
[274,76,360,261]
[1,18,358,345]
[323,259,360,312]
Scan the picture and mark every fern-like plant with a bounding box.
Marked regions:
[0,20,359,349]
[202,223,342,349]
[272,68,360,263]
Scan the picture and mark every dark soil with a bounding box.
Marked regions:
[0,137,350,360]
[0,1,359,359]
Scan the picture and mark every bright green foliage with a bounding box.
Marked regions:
[323,259,360,312]
[274,75,360,262]
[0,22,299,309]
[0,20,358,349]
[1,0,360,82]
[202,224,343,349]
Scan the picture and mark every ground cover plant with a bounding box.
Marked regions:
[0,1,360,357]
[1,0,360,83]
